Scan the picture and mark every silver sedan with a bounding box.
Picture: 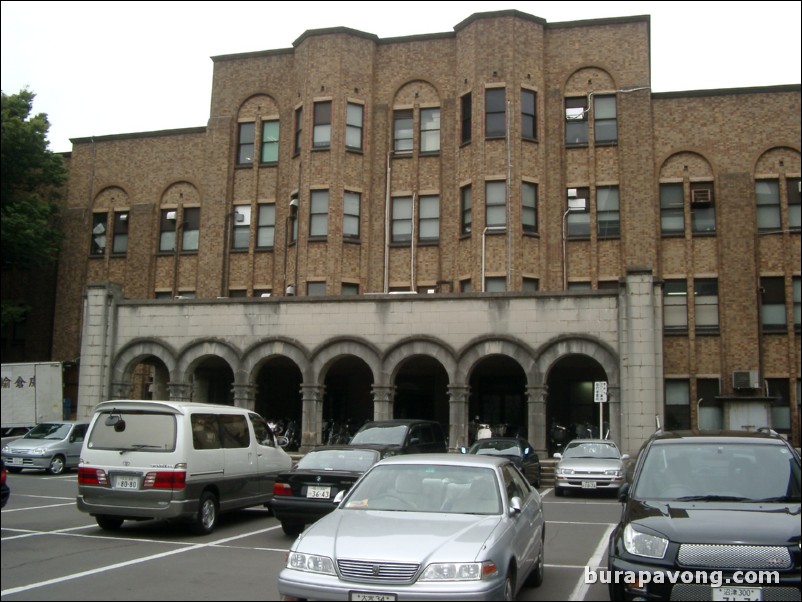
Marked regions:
[278,454,545,601]
[553,439,629,496]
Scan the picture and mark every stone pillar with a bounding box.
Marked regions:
[232,384,256,411]
[608,385,621,444]
[447,384,469,450]
[527,384,548,456]
[371,384,395,421]
[300,384,324,452]
[110,381,133,400]
[168,382,192,402]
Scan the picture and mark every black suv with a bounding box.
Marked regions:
[608,429,801,600]
[348,419,448,458]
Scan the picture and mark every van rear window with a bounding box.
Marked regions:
[87,411,177,452]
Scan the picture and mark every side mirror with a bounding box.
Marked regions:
[509,496,523,514]
[333,490,346,504]
[621,454,630,462]
[553,453,562,460]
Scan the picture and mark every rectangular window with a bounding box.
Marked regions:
[307,281,326,296]
[697,379,723,430]
[665,379,691,430]
[343,191,360,239]
[485,277,506,292]
[294,107,302,155]
[660,183,685,235]
[664,280,688,331]
[756,180,781,231]
[522,277,539,292]
[521,89,536,140]
[694,278,719,331]
[788,177,801,230]
[566,187,590,238]
[485,181,506,228]
[232,206,251,250]
[91,213,108,256]
[418,195,439,242]
[261,120,279,164]
[767,379,791,432]
[460,185,472,236]
[593,95,617,144]
[112,212,129,254]
[393,109,413,152]
[761,276,786,331]
[522,182,537,234]
[313,101,331,149]
[420,108,440,153]
[565,97,588,145]
[485,88,506,138]
[793,276,800,328]
[182,207,200,252]
[461,93,472,144]
[346,103,363,150]
[257,204,276,248]
[310,190,329,237]
[391,196,412,243]
[237,122,255,165]
[597,186,620,238]
[691,182,716,234]
[342,283,359,296]
[159,210,177,252]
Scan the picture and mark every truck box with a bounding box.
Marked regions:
[1,362,65,428]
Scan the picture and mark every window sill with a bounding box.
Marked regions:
[308,236,328,243]
[692,231,717,237]
[565,142,589,149]
[234,162,254,169]
[343,237,361,245]
[594,141,618,148]
[311,146,331,153]
[345,147,364,155]
[694,328,720,336]
[664,328,689,336]
[419,151,440,157]
[259,161,278,168]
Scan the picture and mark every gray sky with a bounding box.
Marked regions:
[2,1,800,153]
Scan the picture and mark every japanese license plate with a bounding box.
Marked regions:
[114,476,139,490]
[349,592,396,601]
[581,481,597,489]
[306,485,331,499]
[9,457,23,466]
[712,587,762,601]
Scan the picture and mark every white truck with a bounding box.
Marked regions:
[1,362,65,433]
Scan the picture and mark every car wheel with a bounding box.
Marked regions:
[7,467,23,474]
[192,491,219,535]
[47,455,66,475]
[96,515,124,530]
[554,486,564,497]
[281,521,304,536]
[503,570,515,601]
[527,544,544,587]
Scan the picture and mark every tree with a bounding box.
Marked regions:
[1,89,67,326]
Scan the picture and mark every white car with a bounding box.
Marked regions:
[553,439,629,496]
[2,421,88,475]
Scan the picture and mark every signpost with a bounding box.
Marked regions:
[594,381,608,439]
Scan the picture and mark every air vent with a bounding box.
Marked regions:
[691,188,712,204]
[732,370,760,390]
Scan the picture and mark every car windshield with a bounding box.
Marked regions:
[472,441,519,456]
[563,441,620,460]
[343,464,502,514]
[86,411,177,452]
[634,442,802,502]
[349,424,407,445]
[297,449,379,472]
[24,423,71,440]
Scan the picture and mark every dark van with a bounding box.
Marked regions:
[348,419,448,458]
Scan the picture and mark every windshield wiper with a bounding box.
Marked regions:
[118,444,163,454]
[674,495,750,502]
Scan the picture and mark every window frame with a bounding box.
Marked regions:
[391,196,413,243]
[596,186,620,239]
[232,206,252,251]
[690,182,716,234]
[660,183,685,236]
[237,122,255,165]
[460,93,472,145]
[393,109,413,153]
[313,101,332,149]
[756,179,781,232]
[565,96,589,146]
[256,204,276,249]
[521,89,536,141]
[309,190,329,238]
[460,185,472,235]
[418,195,440,243]
[693,278,719,333]
[260,120,280,165]
[346,103,364,151]
[566,187,590,239]
[593,94,617,145]
[111,211,129,255]
[485,181,506,228]
[761,276,787,332]
[343,191,361,240]
[664,279,689,332]
[90,212,108,256]
[419,107,441,154]
[293,106,303,155]
[522,182,537,234]
[485,88,506,138]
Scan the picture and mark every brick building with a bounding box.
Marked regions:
[53,10,800,453]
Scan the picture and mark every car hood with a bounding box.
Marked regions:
[627,498,801,545]
[5,438,64,450]
[558,457,621,471]
[295,510,502,562]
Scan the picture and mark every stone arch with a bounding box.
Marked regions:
[111,338,179,384]
[237,94,279,119]
[457,336,537,383]
[93,186,130,210]
[310,336,381,384]
[565,67,616,95]
[382,336,458,383]
[241,337,311,382]
[161,181,201,207]
[754,146,801,174]
[536,334,619,387]
[393,79,441,106]
[659,151,715,180]
[175,338,242,383]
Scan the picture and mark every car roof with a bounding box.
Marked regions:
[566,439,618,445]
[376,453,509,468]
[648,429,790,445]
[94,400,253,414]
[358,419,440,426]
[37,420,89,425]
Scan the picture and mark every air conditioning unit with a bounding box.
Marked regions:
[691,188,712,204]
[732,370,760,390]
[235,211,245,223]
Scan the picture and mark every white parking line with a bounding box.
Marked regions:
[2,524,98,541]
[0,524,283,597]
[1,502,75,512]
[568,523,615,601]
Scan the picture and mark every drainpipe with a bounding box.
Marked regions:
[384,151,392,293]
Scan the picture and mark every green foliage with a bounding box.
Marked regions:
[1,89,68,325]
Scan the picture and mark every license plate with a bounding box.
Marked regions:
[581,481,597,489]
[114,476,139,490]
[9,457,23,465]
[712,587,762,601]
[306,485,331,499]
[349,592,396,601]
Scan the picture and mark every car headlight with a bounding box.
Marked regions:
[623,523,668,559]
[420,561,497,581]
[605,469,622,476]
[31,448,48,456]
[556,467,573,475]
[1,445,8,453]
[287,552,335,575]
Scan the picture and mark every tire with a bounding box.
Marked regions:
[47,455,66,475]
[96,515,124,530]
[527,544,544,587]
[192,491,219,535]
[281,521,304,536]
[8,467,23,474]
[502,570,515,601]
[554,486,564,497]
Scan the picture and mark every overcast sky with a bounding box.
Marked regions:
[2,1,800,153]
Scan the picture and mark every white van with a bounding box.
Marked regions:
[77,400,291,534]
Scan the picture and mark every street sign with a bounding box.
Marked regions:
[594,381,608,404]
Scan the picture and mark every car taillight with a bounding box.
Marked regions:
[142,471,186,489]
[78,467,109,486]
[273,482,293,496]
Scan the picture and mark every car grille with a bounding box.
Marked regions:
[337,559,420,583]
[678,544,792,570]
[671,584,801,601]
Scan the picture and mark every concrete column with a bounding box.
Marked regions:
[608,385,621,443]
[447,384,469,450]
[300,384,324,451]
[110,382,133,400]
[527,384,548,456]
[232,384,256,411]
[168,382,192,402]
[371,384,395,421]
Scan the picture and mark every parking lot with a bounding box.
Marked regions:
[1,470,617,601]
